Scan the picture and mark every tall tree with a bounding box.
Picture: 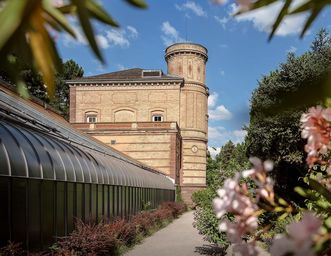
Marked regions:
[245,29,331,201]
[1,58,84,120]
[216,140,235,166]
[52,59,84,119]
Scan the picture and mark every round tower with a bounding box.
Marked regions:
[165,43,208,203]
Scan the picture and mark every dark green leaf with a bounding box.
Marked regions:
[300,8,322,38]
[0,0,30,49]
[268,0,292,41]
[308,178,331,203]
[125,0,148,8]
[72,0,103,62]
[86,0,118,27]
[43,1,76,38]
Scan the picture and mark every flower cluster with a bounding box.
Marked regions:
[212,106,331,256]
[270,212,321,256]
[213,158,276,255]
[213,173,258,243]
[301,106,331,167]
[243,157,275,204]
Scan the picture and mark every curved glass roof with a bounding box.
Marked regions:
[0,119,174,190]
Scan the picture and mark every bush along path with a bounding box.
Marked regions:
[0,202,186,256]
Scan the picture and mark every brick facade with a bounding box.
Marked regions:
[68,43,209,204]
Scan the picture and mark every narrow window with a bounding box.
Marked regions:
[152,115,163,122]
[86,114,97,123]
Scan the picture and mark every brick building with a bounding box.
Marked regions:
[68,43,209,202]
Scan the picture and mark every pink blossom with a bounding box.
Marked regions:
[301,106,331,166]
[287,212,321,243]
[232,241,260,256]
[213,174,258,219]
[242,157,273,178]
[270,212,321,256]
[213,173,259,245]
[238,0,252,11]
[242,157,275,203]
[210,0,228,5]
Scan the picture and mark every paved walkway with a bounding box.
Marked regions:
[125,211,221,256]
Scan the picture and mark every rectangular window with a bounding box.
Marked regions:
[86,115,97,123]
[152,115,163,122]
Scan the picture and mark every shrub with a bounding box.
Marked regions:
[159,201,186,218]
[107,219,137,247]
[53,201,186,255]
[192,188,228,245]
[0,241,25,256]
[57,220,117,256]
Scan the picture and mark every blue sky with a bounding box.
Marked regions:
[56,0,331,156]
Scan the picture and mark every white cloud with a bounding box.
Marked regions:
[214,15,229,29]
[208,146,221,158]
[208,92,218,108]
[106,29,130,48]
[62,22,138,49]
[176,1,207,17]
[161,21,184,46]
[127,25,138,38]
[209,105,232,120]
[231,0,308,37]
[208,126,247,153]
[96,34,109,49]
[220,69,225,76]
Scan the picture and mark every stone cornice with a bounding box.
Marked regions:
[68,79,184,88]
[165,50,208,63]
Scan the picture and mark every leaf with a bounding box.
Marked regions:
[300,8,322,38]
[43,1,76,38]
[72,0,103,62]
[28,4,59,97]
[86,0,118,27]
[268,0,292,41]
[17,80,30,99]
[125,0,148,8]
[278,212,288,220]
[325,216,331,228]
[57,4,77,14]
[278,198,288,206]
[0,0,30,49]
[251,0,279,10]
[290,1,313,14]
[308,178,331,203]
[295,186,308,197]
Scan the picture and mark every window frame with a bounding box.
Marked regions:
[86,114,97,123]
[152,114,163,122]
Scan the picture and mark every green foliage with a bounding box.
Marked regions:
[295,168,331,215]
[246,29,331,201]
[193,141,249,245]
[52,59,84,119]
[175,185,183,203]
[0,0,146,97]
[1,58,84,120]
